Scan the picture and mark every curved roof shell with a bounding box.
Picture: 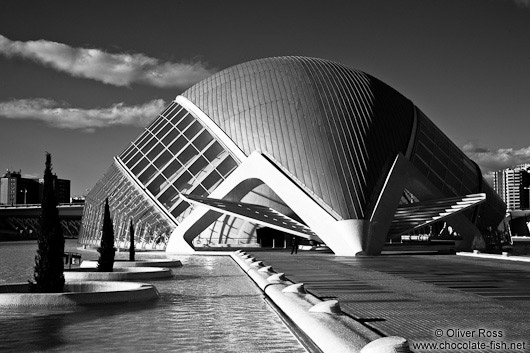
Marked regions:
[182,56,415,220]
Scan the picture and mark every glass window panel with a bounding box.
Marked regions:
[158,186,180,209]
[427,173,444,190]
[190,185,207,197]
[150,118,169,136]
[125,150,142,169]
[435,133,452,149]
[188,156,209,177]
[178,205,194,222]
[429,156,447,181]
[176,114,194,131]
[413,157,430,177]
[217,157,237,177]
[192,130,214,152]
[147,143,164,161]
[179,179,193,194]
[173,171,193,191]
[140,135,157,154]
[147,174,166,195]
[161,160,183,180]
[462,158,477,174]
[157,103,172,118]
[444,171,461,196]
[421,119,435,135]
[169,136,188,155]
[120,145,136,161]
[463,173,478,192]
[415,141,432,164]
[168,107,186,125]
[441,146,455,162]
[433,147,449,167]
[177,145,197,166]
[446,160,462,178]
[157,178,172,195]
[204,142,225,162]
[161,128,179,147]
[161,102,178,117]
[153,151,173,169]
[418,130,434,150]
[138,165,157,184]
[201,171,223,192]
[183,121,202,140]
[460,183,473,195]
[134,130,151,149]
[131,157,149,175]
[155,121,173,140]
[171,201,190,218]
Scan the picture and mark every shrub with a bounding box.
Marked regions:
[97,198,116,272]
[129,219,135,261]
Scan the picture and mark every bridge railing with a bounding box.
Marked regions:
[0,204,41,209]
[0,203,83,209]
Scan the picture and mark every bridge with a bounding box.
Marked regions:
[0,203,84,240]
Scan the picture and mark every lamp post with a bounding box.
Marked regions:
[19,188,27,204]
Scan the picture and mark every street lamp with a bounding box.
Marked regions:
[20,188,27,204]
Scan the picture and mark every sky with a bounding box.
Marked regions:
[0,0,529,196]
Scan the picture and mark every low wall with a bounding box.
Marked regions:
[64,267,173,281]
[231,251,410,353]
[0,281,159,307]
[80,259,182,268]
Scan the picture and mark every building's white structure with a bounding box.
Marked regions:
[493,164,530,211]
[79,56,506,256]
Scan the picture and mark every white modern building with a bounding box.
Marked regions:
[79,56,506,256]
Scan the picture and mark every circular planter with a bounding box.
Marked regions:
[0,281,159,307]
[80,259,182,268]
[64,267,173,281]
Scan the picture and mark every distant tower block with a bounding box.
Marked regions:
[493,164,530,210]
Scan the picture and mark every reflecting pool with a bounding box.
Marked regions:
[0,240,306,352]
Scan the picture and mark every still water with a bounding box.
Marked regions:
[0,240,307,353]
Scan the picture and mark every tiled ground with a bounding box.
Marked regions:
[246,250,530,353]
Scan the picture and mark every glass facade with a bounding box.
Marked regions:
[409,108,505,230]
[118,101,238,223]
[79,101,240,249]
[79,161,176,249]
[411,109,480,199]
[79,56,507,254]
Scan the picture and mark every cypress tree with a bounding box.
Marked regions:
[97,198,116,272]
[129,219,135,261]
[31,152,65,293]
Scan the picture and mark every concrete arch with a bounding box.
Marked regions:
[166,151,369,255]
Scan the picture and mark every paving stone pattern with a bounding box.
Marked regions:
[249,250,530,353]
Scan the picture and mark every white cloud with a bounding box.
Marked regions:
[463,142,530,184]
[0,98,166,131]
[0,35,216,88]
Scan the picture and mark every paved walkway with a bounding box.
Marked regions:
[244,249,530,353]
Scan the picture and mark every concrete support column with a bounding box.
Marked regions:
[326,219,370,256]
[165,151,366,256]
